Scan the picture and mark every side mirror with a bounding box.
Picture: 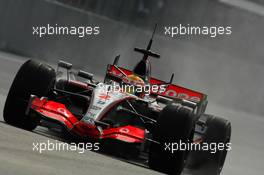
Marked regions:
[156,95,173,104]
[58,60,72,70]
[57,60,73,83]
[77,70,93,81]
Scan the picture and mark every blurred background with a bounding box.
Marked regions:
[0,0,263,117]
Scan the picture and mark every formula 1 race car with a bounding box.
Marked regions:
[3,27,231,175]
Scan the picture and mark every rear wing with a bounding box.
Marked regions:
[105,65,207,104]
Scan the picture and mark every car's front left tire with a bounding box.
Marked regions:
[3,60,56,131]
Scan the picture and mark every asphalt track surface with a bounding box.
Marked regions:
[0,51,263,175]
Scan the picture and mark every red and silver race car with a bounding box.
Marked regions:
[3,28,231,175]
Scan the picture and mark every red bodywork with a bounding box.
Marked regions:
[31,97,144,143]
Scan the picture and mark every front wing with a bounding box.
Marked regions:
[27,95,145,143]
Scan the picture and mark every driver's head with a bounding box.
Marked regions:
[125,74,145,97]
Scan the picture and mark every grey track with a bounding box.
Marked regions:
[0,52,263,175]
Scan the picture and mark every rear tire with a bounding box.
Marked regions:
[3,60,56,131]
[149,104,195,175]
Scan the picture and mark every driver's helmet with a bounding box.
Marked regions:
[124,74,145,97]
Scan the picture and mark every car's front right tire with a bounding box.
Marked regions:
[149,104,195,174]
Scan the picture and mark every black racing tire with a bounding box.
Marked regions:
[204,115,231,174]
[149,104,196,175]
[187,114,231,174]
[3,60,56,131]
